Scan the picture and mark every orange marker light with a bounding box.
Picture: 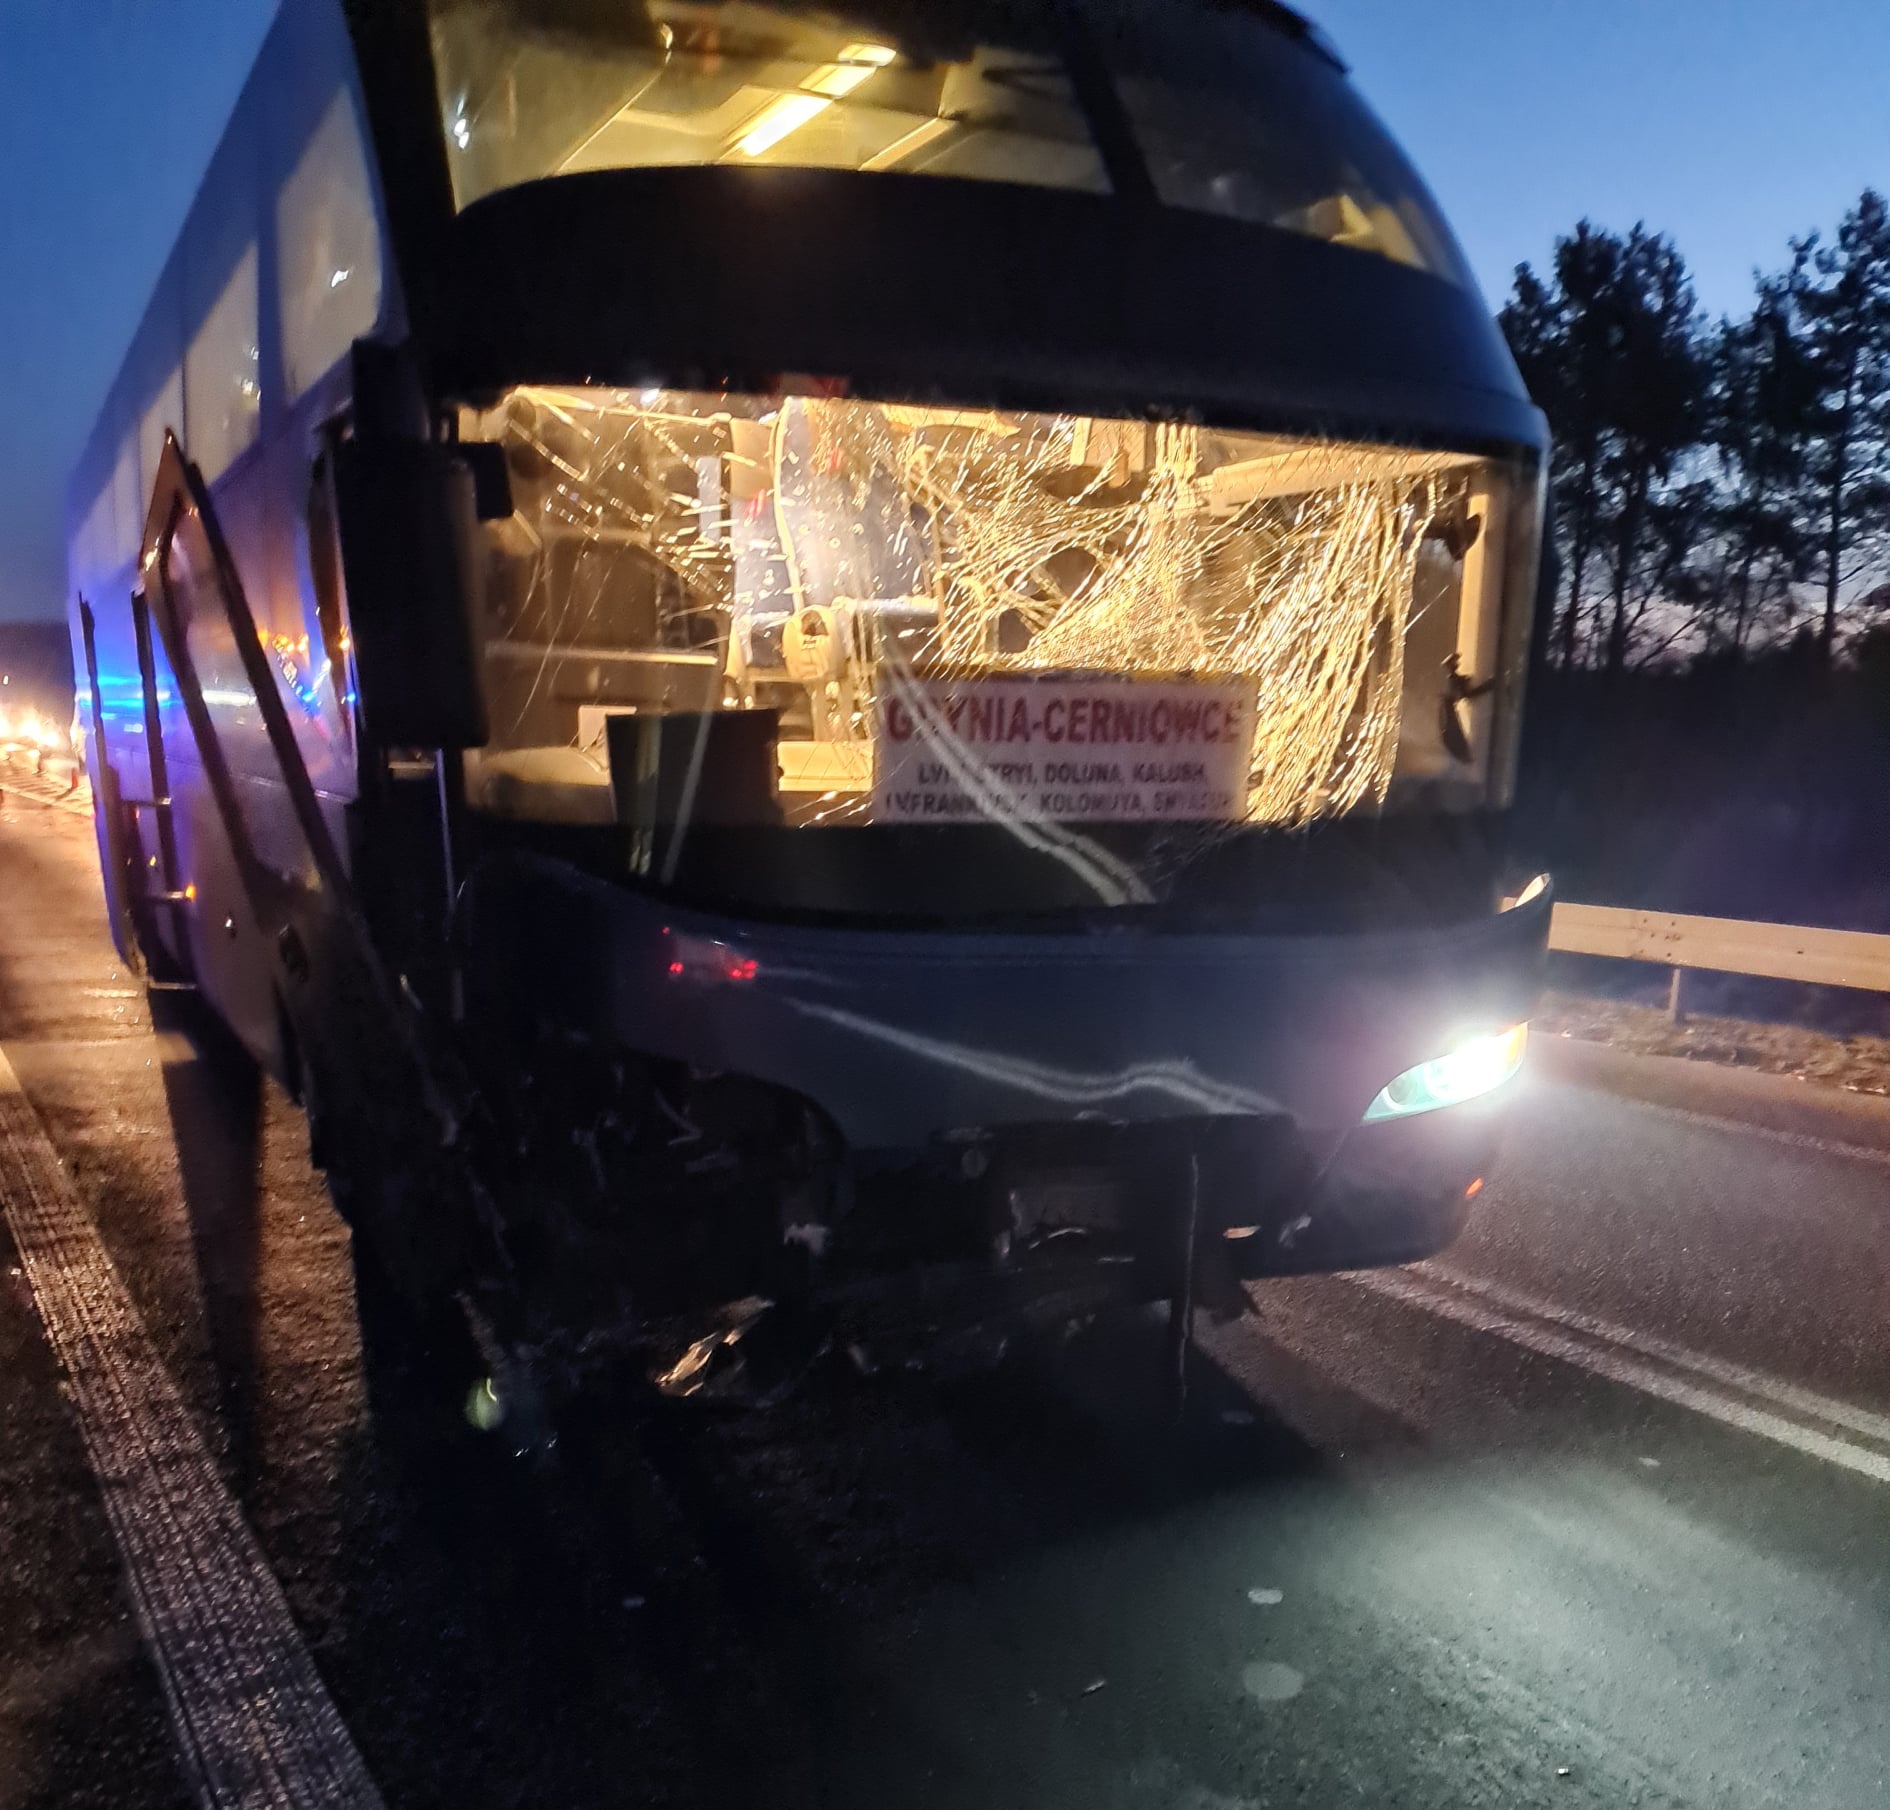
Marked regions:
[1464,1176,1485,1200]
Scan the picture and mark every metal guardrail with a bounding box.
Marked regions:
[1549,901,1890,1005]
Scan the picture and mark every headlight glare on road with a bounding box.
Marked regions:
[1364,1022,1528,1122]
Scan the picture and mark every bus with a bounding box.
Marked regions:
[68,0,1550,1410]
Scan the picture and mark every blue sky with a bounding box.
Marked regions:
[1,0,1886,621]
[1310,0,1890,315]
[0,1,275,622]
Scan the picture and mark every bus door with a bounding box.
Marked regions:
[125,587,193,980]
[76,596,161,979]
[138,430,514,1317]
[138,441,315,1058]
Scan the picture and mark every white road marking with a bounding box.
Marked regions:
[1348,1267,1890,1489]
[0,1044,383,1810]
[1420,1262,1890,1448]
[1564,1082,1890,1169]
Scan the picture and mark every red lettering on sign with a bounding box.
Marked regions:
[886,699,913,741]
[1006,698,1030,742]
[1044,699,1066,742]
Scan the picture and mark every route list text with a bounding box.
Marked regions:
[872,676,1257,823]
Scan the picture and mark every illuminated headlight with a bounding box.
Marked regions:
[1363,1023,1528,1123]
[1501,872,1550,910]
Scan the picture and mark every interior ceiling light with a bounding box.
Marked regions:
[862,114,955,171]
[733,42,896,159]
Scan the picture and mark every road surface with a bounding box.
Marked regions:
[2,772,1888,1810]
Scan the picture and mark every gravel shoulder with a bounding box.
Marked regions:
[1538,988,1890,1097]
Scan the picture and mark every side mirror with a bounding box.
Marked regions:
[333,439,489,749]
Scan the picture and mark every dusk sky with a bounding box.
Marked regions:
[1,0,1886,623]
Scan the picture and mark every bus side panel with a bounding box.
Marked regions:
[62,0,379,1070]
[169,760,284,1062]
[165,390,370,1077]
[73,445,358,1082]
[168,448,309,1078]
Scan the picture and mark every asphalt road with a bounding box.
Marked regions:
[3,775,1890,1810]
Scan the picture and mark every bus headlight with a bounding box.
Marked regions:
[1363,1022,1528,1123]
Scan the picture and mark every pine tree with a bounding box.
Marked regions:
[1501,225,1707,671]
[1788,190,1890,659]
[1595,230,1705,674]
[1709,277,1818,654]
[1501,224,1629,669]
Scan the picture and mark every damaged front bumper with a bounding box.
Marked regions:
[461,854,1546,1333]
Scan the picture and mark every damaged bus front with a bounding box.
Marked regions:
[445,386,1543,1356]
[406,0,1551,1367]
[71,0,1550,1397]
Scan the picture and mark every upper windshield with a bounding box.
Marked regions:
[1097,1,1477,287]
[430,1,1108,204]
[463,385,1537,918]
[426,0,1474,286]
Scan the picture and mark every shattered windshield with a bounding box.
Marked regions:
[464,386,1536,912]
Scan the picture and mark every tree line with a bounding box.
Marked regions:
[1501,190,1890,672]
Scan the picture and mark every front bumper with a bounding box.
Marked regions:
[1228,1084,1508,1276]
[463,855,1546,1281]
